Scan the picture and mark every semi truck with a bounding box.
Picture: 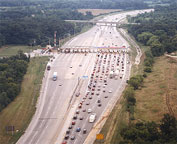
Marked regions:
[89,113,96,123]
[53,72,57,81]
[47,63,51,70]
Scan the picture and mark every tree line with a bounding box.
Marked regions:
[0,51,30,112]
[0,0,148,10]
[127,3,177,57]
[120,114,177,144]
[0,6,93,47]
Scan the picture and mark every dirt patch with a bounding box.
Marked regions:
[78,9,122,16]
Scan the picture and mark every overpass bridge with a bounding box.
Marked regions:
[65,20,119,25]
[65,20,140,26]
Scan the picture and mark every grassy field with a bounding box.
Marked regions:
[78,9,122,16]
[0,45,38,56]
[0,57,48,144]
[134,56,177,122]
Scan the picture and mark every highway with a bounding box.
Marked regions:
[17,9,152,144]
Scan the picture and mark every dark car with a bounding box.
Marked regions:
[83,129,87,134]
[76,127,81,132]
[64,135,69,140]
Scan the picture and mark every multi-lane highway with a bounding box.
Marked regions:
[17,9,152,144]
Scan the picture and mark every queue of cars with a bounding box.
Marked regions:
[62,51,126,144]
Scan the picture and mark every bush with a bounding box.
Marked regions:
[144,67,152,73]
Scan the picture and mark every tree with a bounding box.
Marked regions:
[128,75,144,90]
[160,114,177,142]
[137,32,154,45]
[151,41,164,56]
[147,35,159,46]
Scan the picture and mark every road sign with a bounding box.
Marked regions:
[96,134,104,140]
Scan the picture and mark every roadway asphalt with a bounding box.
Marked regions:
[17,9,152,144]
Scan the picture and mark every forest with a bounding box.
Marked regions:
[0,0,150,47]
[127,3,177,56]
[0,7,93,47]
[0,0,148,10]
[0,51,29,112]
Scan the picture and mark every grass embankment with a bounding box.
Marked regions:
[135,56,177,122]
[0,56,48,144]
[0,45,38,56]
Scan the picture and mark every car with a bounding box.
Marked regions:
[64,135,69,140]
[79,116,84,120]
[73,115,77,120]
[82,109,86,112]
[103,90,106,93]
[70,66,72,68]
[78,104,82,108]
[68,125,72,129]
[104,95,108,98]
[76,127,81,132]
[89,96,92,99]
[70,136,75,140]
[76,110,79,114]
[98,103,102,107]
[83,129,87,134]
[109,90,112,93]
[66,130,70,134]
[59,84,62,86]
[62,141,67,144]
[88,108,92,113]
[72,121,76,125]
[76,92,80,97]
[96,93,99,96]
[86,102,90,105]
[97,99,101,103]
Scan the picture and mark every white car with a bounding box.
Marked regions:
[88,108,92,113]
[109,90,112,93]
[89,113,96,123]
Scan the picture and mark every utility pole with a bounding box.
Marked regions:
[54,31,57,49]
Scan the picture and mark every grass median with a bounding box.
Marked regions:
[0,56,48,144]
[0,45,38,57]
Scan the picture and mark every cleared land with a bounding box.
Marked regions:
[134,56,177,122]
[78,9,121,16]
[0,57,48,144]
[0,45,38,56]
